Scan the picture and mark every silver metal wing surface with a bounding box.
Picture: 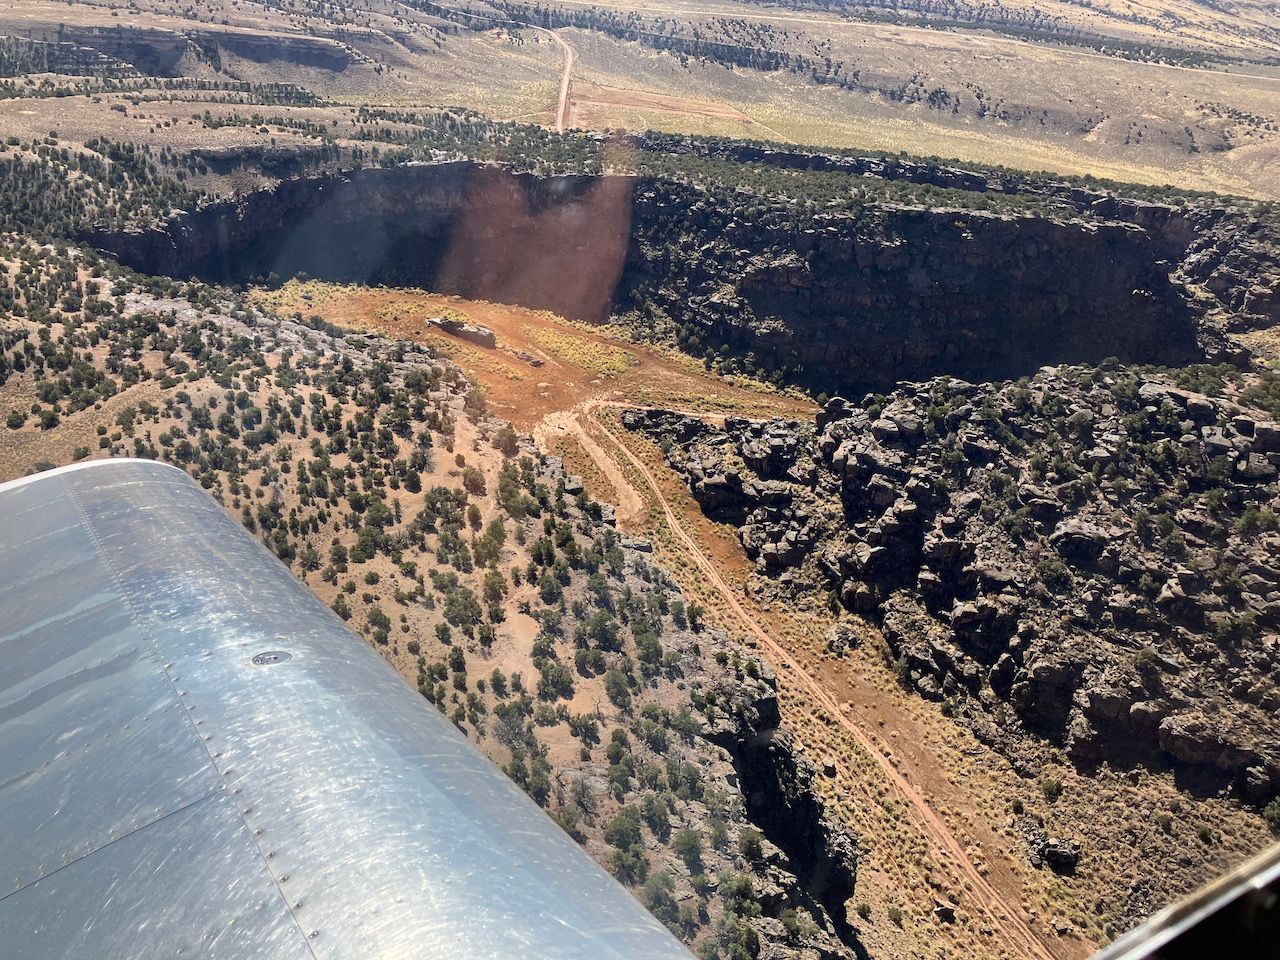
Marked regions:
[0,458,692,960]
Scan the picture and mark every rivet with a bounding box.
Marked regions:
[252,651,292,666]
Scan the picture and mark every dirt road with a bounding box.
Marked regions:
[587,404,1059,960]
[436,8,574,131]
[533,406,645,525]
[545,29,574,132]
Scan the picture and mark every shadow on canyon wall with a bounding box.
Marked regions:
[91,161,1214,397]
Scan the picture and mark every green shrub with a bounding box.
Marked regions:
[1263,798,1280,834]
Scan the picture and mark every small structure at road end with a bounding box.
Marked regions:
[426,316,496,348]
[511,349,545,367]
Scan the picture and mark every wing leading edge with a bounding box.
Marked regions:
[0,459,692,960]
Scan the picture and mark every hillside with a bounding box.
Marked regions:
[0,237,860,958]
[3,0,1279,195]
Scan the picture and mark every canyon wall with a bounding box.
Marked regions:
[90,164,477,283]
[621,190,1205,393]
[92,162,1224,396]
[0,21,354,75]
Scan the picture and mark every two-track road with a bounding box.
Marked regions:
[586,403,1059,960]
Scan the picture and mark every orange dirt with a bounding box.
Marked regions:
[252,282,815,433]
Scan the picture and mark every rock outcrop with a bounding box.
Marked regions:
[1177,207,1280,334]
[701,657,859,944]
[627,364,1280,806]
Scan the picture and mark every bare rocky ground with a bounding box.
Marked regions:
[0,238,862,959]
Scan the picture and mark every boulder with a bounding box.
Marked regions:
[1050,519,1115,564]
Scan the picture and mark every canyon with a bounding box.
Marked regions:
[90,157,1278,399]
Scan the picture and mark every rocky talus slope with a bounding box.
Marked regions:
[625,364,1280,806]
[1177,207,1280,338]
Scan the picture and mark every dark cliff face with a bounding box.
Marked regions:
[704,666,860,947]
[90,164,477,284]
[91,164,630,323]
[1178,207,1280,332]
[93,162,1216,396]
[622,194,1202,394]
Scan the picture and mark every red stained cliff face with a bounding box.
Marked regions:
[438,165,634,324]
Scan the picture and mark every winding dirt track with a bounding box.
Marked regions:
[533,408,645,525]
[587,404,1057,960]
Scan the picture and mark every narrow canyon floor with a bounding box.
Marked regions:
[252,279,1272,960]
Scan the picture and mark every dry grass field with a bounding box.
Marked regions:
[2,0,1276,195]
[559,17,1280,197]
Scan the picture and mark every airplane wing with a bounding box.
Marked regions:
[0,459,692,959]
